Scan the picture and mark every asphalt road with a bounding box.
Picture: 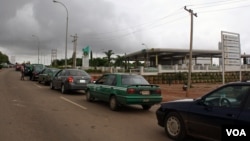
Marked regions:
[0,68,173,141]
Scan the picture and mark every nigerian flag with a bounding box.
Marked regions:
[82,45,90,56]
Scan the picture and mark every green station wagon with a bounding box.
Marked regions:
[86,73,162,111]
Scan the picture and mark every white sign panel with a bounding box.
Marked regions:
[223,41,240,47]
[223,34,239,41]
[224,47,240,53]
[224,53,241,59]
[224,59,241,65]
[221,31,241,71]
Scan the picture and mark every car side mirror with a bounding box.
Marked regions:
[197,97,209,106]
[197,99,205,105]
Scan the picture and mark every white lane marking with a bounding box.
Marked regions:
[34,83,42,88]
[60,96,87,110]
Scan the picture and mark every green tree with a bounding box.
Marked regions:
[90,57,107,67]
[104,50,114,67]
[114,55,125,67]
[0,51,10,64]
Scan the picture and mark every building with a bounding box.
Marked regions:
[125,48,222,67]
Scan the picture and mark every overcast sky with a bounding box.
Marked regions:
[0,0,249,64]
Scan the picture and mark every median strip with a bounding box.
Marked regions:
[60,96,87,110]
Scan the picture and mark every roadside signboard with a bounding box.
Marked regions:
[221,31,241,84]
[221,31,241,71]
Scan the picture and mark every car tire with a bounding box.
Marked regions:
[61,84,67,94]
[50,82,54,89]
[164,112,186,141]
[109,96,119,111]
[31,75,35,81]
[142,105,152,110]
[86,90,94,102]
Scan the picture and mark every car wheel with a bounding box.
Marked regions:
[44,81,48,86]
[61,84,67,94]
[86,90,94,102]
[50,82,54,89]
[164,112,186,141]
[142,105,152,110]
[109,96,119,111]
[31,75,35,81]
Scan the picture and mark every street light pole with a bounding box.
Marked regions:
[32,35,40,64]
[53,0,68,68]
[71,34,78,69]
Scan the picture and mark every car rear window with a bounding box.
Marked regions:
[121,75,149,85]
[69,70,89,76]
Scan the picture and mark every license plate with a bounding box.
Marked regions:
[80,80,86,83]
[141,91,150,95]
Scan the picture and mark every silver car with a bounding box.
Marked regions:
[50,69,91,94]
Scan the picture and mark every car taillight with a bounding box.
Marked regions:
[127,88,136,94]
[68,76,74,83]
[155,89,161,94]
[91,77,95,83]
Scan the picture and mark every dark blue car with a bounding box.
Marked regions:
[156,81,250,141]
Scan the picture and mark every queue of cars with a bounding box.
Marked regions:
[21,63,46,81]
[26,66,163,110]
[17,64,92,93]
[16,65,250,141]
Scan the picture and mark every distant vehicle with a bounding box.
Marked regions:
[29,64,45,81]
[50,69,91,94]
[38,68,60,85]
[86,73,162,111]
[1,63,9,68]
[156,82,250,141]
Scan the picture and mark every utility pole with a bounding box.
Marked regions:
[51,49,57,66]
[184,6,197,97]
[71,34,78,68]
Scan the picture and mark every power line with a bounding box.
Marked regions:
[85,15,187,42]
[198,4,250,13]
[85,9,187,42]
[87,7,184,37]
[186,0,249,8]
[85,0,250,42]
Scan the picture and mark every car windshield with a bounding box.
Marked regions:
[121,75,149,85]
[33,64,44,70]
[51,69,59,73]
